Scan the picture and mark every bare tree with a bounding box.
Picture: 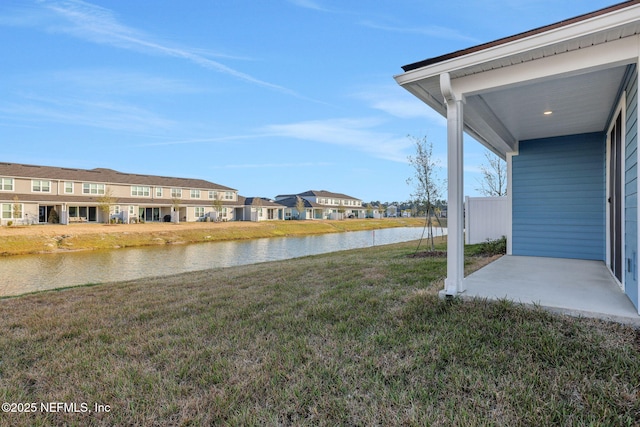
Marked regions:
[251,197,263,221]
[295,196,306,220]
[476,151,507,197]
[365,203,374,218]
[171,196,182,223]
[11,196,22,224]
[406,135,443,251]
[212,192,223,221]
[337,200,346,219]
[97,188,117,224]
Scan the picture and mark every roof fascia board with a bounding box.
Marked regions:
[451,34,640,98]
[394,4,640,86]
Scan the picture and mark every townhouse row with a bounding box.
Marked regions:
[0,162,371,225]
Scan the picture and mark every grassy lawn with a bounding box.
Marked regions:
[0,238,638,425]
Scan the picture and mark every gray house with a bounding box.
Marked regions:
[395,0,640,315]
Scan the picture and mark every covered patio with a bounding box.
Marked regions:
[396,1,640,317]
[460,256,640,325]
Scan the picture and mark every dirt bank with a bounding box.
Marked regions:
[0,218,427,256]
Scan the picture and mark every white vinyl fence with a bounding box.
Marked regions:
[465,196,508,244]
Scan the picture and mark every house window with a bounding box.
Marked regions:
[156,187,162,197]
[2,203,22,219]
[171,188,182,198]
[131,186,150,197]
[195,206,204,217]
[83,183,105,195]
[191,189,200,199]
[0,178,14,191]
[114,205,120,214]
[64,182,74,194]
[32,180,51,192]
[129,206,135,215]
[225,191,233,200]
[208,191,216,199]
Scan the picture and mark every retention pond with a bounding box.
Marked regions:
[0,226,447,297]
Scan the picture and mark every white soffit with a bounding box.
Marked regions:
[477,65,629,142]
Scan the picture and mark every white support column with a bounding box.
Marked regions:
[506,149,517,256]
[441,73,465,295]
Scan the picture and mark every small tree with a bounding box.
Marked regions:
[366,203,374,218]
[212,192,223,221]
[377,204,385,218]
[337,200,346,219]
[12,196,22,223]
[476,151,507,197]
[406,135,443,251]
[295,196,306,220]
[171,196,182,223]
[251,197,263,221]
[97,188,117,224]
[48,208,59,224]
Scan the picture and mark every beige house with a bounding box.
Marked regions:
[0,162,240,225]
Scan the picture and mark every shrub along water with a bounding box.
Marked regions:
[0,238,637,425]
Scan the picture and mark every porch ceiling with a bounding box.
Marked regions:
[471,65,628,143]
[401,64,630,158]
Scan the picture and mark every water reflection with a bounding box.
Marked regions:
[0,227,446,296]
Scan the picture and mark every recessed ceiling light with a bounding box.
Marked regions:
[543,110,553,115]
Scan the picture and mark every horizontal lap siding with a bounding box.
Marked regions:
[513,133,605,260]
[625,70,638,310]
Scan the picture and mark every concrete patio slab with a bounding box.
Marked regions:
[456,255,640,326]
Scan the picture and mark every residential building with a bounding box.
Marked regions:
[0,162,241,225]
[395,0,640,314]
[275,190,365,219]
[241,197,284,221]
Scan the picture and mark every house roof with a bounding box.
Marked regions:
[275,190,361,201]
[0,162,236,191]
[275,196,323,209]
[395,0,640,157]
[242,197,284,207]
[0,192,241,207]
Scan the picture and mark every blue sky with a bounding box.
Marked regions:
[0,0,614,203]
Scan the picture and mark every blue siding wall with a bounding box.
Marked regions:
[512,133,606,260]
[625,70,638,310]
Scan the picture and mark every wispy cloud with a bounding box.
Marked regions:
[211,161,334,169]
[263,118,413,163]
[286,0,329,12]
[0,94,174,132]
[353,85,446,124]
[361,21,480,43]
[18,0,302,97]
[142,117,416,162]
[135,134,263,147]
[45,69,202,95]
